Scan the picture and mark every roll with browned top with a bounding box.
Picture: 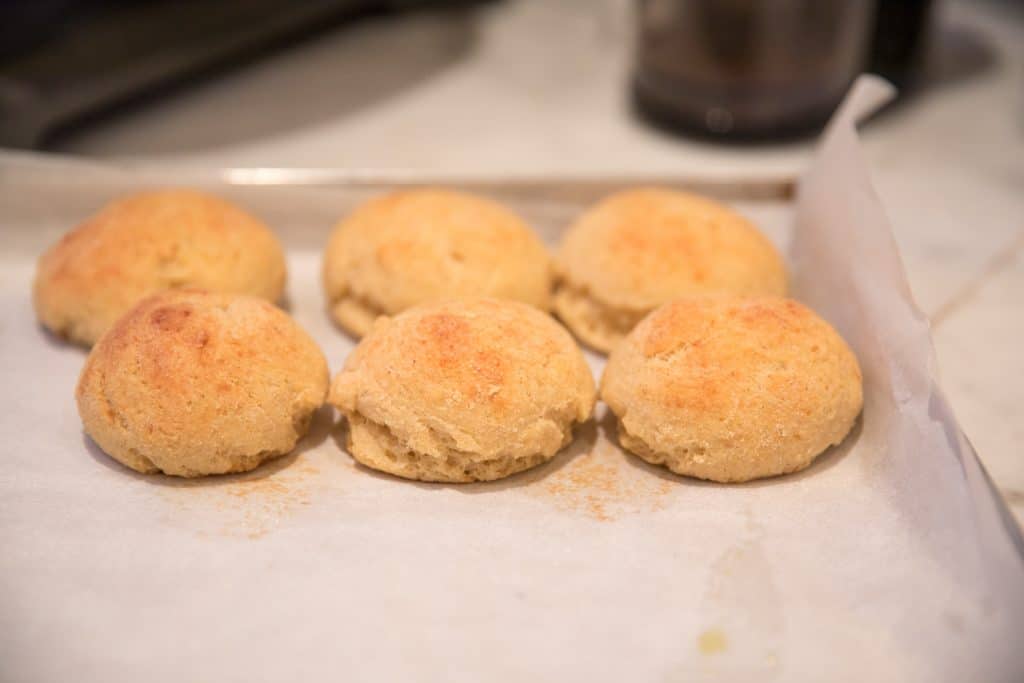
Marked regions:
[34,189,286,347]
[328,298,595,483]
[554,188,787,353]
[601,296,862,483]
[322,189,552,338]
[77,290,328,477]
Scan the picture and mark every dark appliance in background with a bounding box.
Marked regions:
[868,0,935,89]
[0,0,938,150]
[633,0,935,141]
[0,0,463,149]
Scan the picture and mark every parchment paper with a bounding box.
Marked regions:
[1,76,1022,683]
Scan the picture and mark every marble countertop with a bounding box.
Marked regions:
[38,0,1024,520]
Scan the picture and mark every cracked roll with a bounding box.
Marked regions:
[328,298,595,483]
[601,296,862,483]
[554,188,787,353]
[77,289,328,477]
[33,188,286,347]
[322,189,551,338]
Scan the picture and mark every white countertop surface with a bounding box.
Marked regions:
[34,0,1024,520]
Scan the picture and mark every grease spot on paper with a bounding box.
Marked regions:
[698,628,729,654]
[696,515,783,675]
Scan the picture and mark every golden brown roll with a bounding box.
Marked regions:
[322,189,551,338]
[601,296,862,483]
[554,188,787,353]
[77,290,328,477]
[328,298,595,482]
[34,189,286,347]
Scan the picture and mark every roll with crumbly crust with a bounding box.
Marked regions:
[322,189,552,338]
[328,298,595,482]
[601,296,862,483]
[34,189,286,347]
[77,290,328,477]
[554,188,787,353]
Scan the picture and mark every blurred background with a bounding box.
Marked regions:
[1,0,1022,520]
[0,0,1017,179]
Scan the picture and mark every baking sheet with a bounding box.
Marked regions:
[1,76,1022,682]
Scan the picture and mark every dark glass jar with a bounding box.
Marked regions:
[868,0,934,89]
[633,0,875,140]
